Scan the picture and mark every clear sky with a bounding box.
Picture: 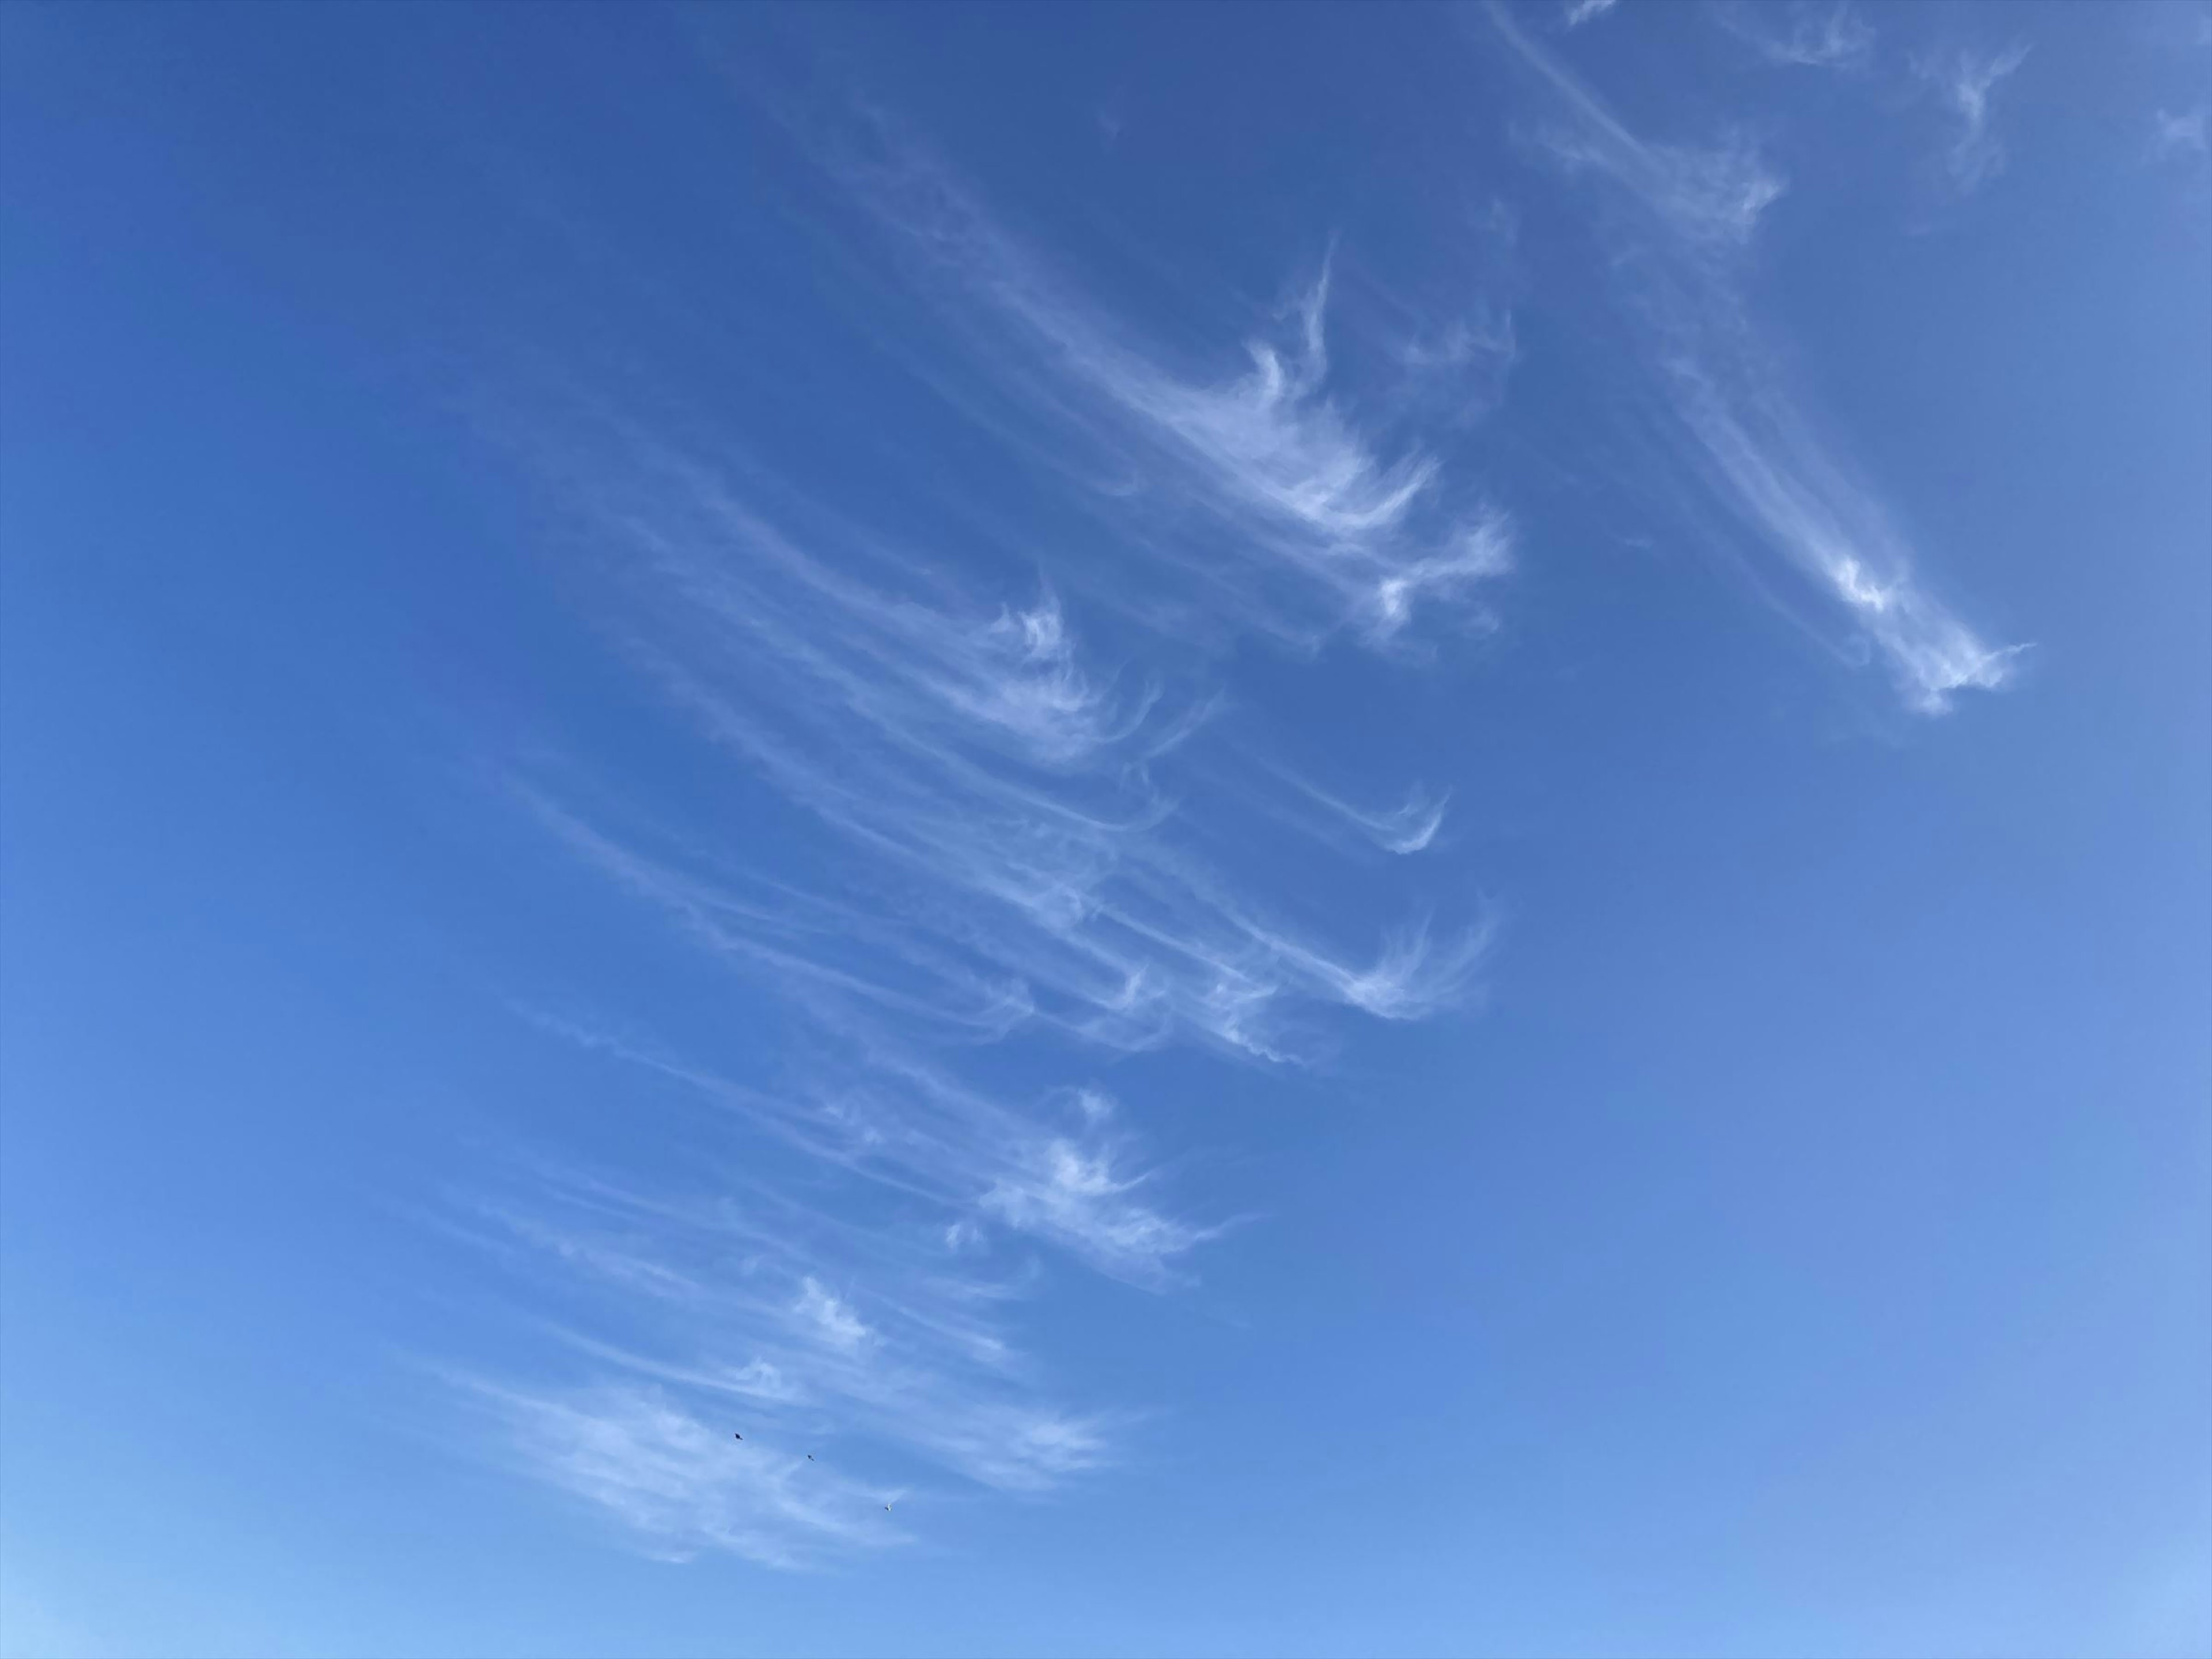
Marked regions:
[3,3,2209,1656]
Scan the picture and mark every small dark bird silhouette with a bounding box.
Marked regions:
[806,1454,815,1461]
[732,1433,743,1441]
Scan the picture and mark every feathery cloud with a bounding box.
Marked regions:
[463,381,1494,1551]
[454,77,1508,1569]
[1487,0,2017,712]
[832,141,1516,649]
[459,1378,896,1568]
[1499,10,1787,252]
[517,419,1494,1060]
[444,1154,1130,1562]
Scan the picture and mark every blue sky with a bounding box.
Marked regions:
[2,2,2209,1655]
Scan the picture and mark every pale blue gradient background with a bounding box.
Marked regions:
[3,4,2208,1656]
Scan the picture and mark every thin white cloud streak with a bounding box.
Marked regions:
[1915,41,2032,196]
[1710,2,1873,71]
[513,789,1040,1042]
[1292,779,1453,855]
[830,139,1516,649]
[1563,0,1618,26]
[595,444,1164,774]
[1183,743,1464,862]
[1487,1,2017,712]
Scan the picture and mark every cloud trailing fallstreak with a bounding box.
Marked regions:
[1488,0,2019,713]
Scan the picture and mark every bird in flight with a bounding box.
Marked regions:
[732,1433,742,1441]
[806,1453,815,1461]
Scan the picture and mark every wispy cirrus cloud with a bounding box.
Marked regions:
[1710,1,1873,71]
[1563,0,1619,28]
[518,422,1492,1063]
[462,375,1491,1554]
[442,1153,1124,1566]
[1496,6,1786,251]
[982,1137,1209,1285]
[1487,0,2017,712]
[509,1014,1216,1289]
[1915,41,2032,196]
[450,63,1513,1569]
[1285,777,1453,856]
[456,1378,896,1569]
[830,138,1516,650]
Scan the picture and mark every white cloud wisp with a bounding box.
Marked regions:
[1916,41,2032,196]
[1488,0,2017,713]
[1710,1,1874,71]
